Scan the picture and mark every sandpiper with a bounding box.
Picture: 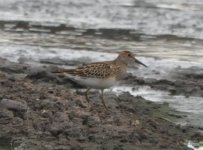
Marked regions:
[52,51,147,109]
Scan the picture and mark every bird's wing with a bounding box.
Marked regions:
[52,61,118,79]
[51,68,76,77]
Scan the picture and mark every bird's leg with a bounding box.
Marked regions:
[85,88,91,103]
[100,89,108,110]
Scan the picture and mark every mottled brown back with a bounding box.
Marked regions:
[52,61,122,79]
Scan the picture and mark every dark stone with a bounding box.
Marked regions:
[82,115,100,127]
[0,109,14,124]
[0,99,27,111]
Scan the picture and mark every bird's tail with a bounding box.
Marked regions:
[51,68,75,77]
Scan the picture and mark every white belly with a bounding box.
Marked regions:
[69,75,117,89]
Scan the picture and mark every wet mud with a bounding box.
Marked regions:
[0,58,202,150]
[124,70,203,98]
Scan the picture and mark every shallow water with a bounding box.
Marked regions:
[1,0,203,61]
[1,0,203,39]
[112,86,203,126]
[188,141,203,150]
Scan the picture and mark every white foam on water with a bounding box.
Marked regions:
[111,86,167,102]
[1,0,203,39]
[111,86,203,113]
[111,85,203,126]
[0,45,202,80]
[0,45,116,63]
[188,141,203,150]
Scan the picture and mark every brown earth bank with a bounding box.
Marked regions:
[0,57,202,150]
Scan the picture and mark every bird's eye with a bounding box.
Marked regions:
[128,54,131,57]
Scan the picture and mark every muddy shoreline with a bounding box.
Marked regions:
[0,57,202,150]
[1,0,203,149]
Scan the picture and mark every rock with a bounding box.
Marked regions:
[75,98,88,108]
[13,139,50,150]
[70,145,83,150]
[0,58,28,73]
[12,117,24,126]
[0,99,27,111]
[0,109,14,118]
[82,115,100,127]
[0,109,14,124]
[49,123,64,137]
[0,72,6,79]
[26,69,83,88]
[64,127,83,138]
[26,70,58,82]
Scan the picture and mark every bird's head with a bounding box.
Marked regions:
[116,51,147,67]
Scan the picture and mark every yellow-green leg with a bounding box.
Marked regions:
[100,89,108,110]
[85,88,91,103]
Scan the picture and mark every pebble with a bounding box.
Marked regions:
[0,99,27,111]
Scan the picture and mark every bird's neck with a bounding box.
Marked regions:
[113,59,128,80]
[113,57,128,67]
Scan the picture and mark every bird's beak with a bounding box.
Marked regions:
[134,58,147,67]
